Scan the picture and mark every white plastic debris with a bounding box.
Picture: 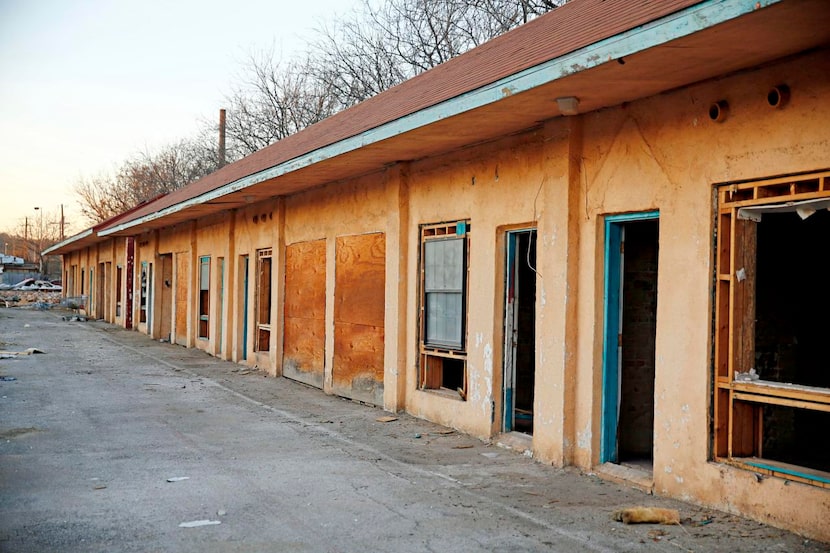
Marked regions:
[178,520,221,528]
[166,476,190,482]
[734,368,760,382]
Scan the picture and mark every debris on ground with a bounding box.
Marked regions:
[0,290,62,308]
[647,528,668,541]
[166,476,190,483]
[178,520,221,528]
[613,507,681,525]
[0,348,45,358]
[61,315,87,322]
[376,416,398,423]
[0,376,17,382]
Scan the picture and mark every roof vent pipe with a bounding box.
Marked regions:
[709,100,728,123]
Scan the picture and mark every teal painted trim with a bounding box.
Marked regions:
[242,256,249,362]
[98,0,778,237]
[503,231,518,432]
[42,229,93,255]
[600,211,659,463]
[218,257,225,355]
[744,460,830,485]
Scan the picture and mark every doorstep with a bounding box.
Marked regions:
[594,462,654,494]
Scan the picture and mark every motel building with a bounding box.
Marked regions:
[46,0,830,540]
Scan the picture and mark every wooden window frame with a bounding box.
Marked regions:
[255,248,273,352]
[418,221,470,399]
[713,170,830,487]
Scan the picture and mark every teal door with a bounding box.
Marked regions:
[601,212,659,464]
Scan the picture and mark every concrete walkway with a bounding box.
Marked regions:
[0,308,824,552]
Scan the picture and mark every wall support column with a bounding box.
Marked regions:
[272,199,286,377]
[384,162,410,412]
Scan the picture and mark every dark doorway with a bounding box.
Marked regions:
[503,229,537,434]
[602,213,659,466]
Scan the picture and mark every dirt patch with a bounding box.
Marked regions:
[0,427,42,439]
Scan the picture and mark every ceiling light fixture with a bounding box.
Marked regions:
[556,96,580,116]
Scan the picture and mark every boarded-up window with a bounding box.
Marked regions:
[419,221,469,398]
[333,233,385,405]
[199,256,210,339]
[255,249,272,352]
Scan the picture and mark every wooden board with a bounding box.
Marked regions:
[333,233,385,405]
[283,239,326,388]
[175,253,189,345]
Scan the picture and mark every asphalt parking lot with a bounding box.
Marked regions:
[0,308,826,552]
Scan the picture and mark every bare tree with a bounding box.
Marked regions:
[308,0,565,109]
[2,208,65,271]
[74,138,221,224]
[73,0,566,226]
[225,0,565,153]
[222,52,340,157]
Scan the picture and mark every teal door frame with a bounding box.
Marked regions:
[503,228,536,433]
[600,211,659,463]
[242,256,249,361]
[503,230,519,432]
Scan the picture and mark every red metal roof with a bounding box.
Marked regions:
[100,0,701,232]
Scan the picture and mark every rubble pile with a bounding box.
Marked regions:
[0,290,63,307]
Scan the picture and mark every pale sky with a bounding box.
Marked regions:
[0,0,356,235]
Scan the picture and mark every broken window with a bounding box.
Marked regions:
[255,248,272,352]
[198,256,210,339]
[419,221,469,399]
[714,171,830,487]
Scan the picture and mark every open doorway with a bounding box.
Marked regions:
[503,229,537,434]
[601,213,659,468]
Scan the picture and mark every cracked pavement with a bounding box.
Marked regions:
[0,308,826,552]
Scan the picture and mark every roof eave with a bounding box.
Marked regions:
[100,0,786,238]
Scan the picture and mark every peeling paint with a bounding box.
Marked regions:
[482,343,493,416]
[665,465,673,474]
[577,420,592,449]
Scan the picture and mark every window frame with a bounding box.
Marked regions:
[418,221,470,398]
[713,170,830,488]
[255,248,273,352]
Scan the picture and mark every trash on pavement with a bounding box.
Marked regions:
[179,520,221,528]
[613,507,680,525]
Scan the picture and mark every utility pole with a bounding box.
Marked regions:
[218,108,227,168]
[60,204,65,241]
[24,216,28,262]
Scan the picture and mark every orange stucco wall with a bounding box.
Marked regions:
[60,47,830,540]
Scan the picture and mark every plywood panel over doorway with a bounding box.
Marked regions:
[283,239,326,388]
[159,254,173,342]
[333,233,385,405]
[175,253,189,345]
